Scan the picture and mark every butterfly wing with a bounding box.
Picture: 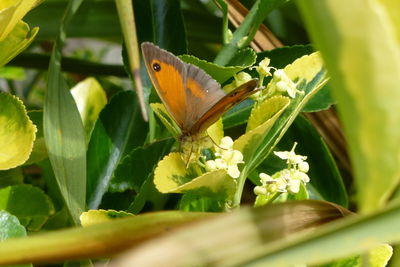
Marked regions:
[141,42,225,133]
[141,42,188,130]
[189,79,259,134]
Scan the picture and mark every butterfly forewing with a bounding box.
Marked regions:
[141,42,187,129]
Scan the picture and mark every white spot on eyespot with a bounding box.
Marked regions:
[206,90,209,93]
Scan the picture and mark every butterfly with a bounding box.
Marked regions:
[141,42,259,143]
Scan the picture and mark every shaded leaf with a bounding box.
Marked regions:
[0,185,55,231]
[87,91,147,209]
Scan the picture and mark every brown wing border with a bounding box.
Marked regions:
[189,79,259,134]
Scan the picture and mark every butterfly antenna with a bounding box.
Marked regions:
[206,134,227,150]
[184,143,194,168]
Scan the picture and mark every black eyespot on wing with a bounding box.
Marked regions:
[153,63,161,72]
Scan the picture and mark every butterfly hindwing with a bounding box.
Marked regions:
[189,79,259,134]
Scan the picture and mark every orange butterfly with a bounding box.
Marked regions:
[141,42,259,141]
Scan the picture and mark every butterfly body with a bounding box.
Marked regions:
[141,42,259,140]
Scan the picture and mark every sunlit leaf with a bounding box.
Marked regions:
[0,21,38,67]
[0,0,42,41]
[71,77,107,142]
[0,92,36,170]
[80,209,133,227]
[297,0,400,213]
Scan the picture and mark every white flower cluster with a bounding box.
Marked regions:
[254,143,310,203]
[205,137,244,179]
[270,69,302,98]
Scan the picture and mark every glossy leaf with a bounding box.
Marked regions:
[43,0,86,225]
[0,21,38,67]
[71,77,107,142]
[180,48,256,84]
[86,91,147,209]
[234,96,290,161]
[297,0,400,213]
[0,92,36,170]
[109,139,174,193]
[0,185,55,231]
[0,210,26,240]
[150,103,180,139]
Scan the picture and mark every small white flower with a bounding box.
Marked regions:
[298,161,309,173]
[215,158,227,169]
[274,151,306,165]
[256,58,273,77]
[273,69,286,80]
[220,136,234,149]
[227,164,240,179]
[288,179,301,194]
[254,186,267,196]
[259,173,273,184]
[275,177,288,192]
[293,170,310,183]
[205,160,217,172]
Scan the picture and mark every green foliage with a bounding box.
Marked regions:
[1,0,398,266]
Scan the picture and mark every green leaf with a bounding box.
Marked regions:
[0,185,55,231]
[71,77,107,142]
[0,210,31,267]
[0,21,38,67]
[214,0,289,65]
[25,110,47,165]
[43,0,86,225]
[0,66,25,80]
[234,96,290,161]
[302,83,335,112]
[86,91,147,209]
[154,152,236,195]
[150,103,181,138]
[297,0,400,213]
[180,48,256,84]
[0,168,24,188]
[150,0,187,54]
[109,139,174,193]
[320,244,392,267]
[25,0,121,39]
[0,210,26,240]
[0,92,36,170]
[80,209,134,227]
